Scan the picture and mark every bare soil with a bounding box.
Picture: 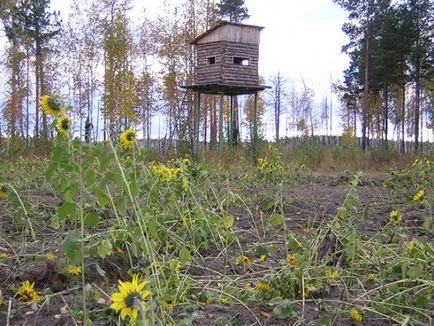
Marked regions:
[0,174,432,325]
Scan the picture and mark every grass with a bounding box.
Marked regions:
[0,139,433,325]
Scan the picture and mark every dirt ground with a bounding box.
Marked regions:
[0,173,432,325]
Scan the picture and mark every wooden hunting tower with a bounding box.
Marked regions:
[186,21,266,94]
[182,21,268,160]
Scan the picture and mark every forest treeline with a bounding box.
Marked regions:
[0,0,433,152]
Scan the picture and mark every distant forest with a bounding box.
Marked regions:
[0,0,433,152]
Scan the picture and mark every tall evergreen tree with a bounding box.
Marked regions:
[406,0,433,150]
[5,0,61,139]
[216,0,249,23]
[334,0,391,149]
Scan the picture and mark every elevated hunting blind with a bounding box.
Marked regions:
[186,21,266,94]
[182,21,268,160]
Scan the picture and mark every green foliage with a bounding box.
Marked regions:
[216,0,250,23]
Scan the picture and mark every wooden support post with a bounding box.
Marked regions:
[229,95,234,147]
[253,91,258,164]
[219,92,224,157]
[195,91,201,161]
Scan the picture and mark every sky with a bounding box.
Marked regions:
[1,0,351,139]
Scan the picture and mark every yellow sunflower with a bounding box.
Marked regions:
[56,115,72,137]
[40,95,63,117]
[287,254,299,267]
[120,129,136,150]
[255,280,271,292]
[16,280,41,302]
[110,274,151,324]
[413,189,425,202]
[350,308,363,322]
[68,265,82,276]
[0,183,7,198]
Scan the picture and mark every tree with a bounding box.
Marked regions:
[2,39,27,140]
[334,0,391,149]
[64,0,102,141]
[216,0,249,23]
[267,71,287,142]
[5,0,61,139]
[406,0,433,150]
[100,0,138,137]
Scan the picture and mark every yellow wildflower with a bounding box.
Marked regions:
[46,252,56,261]
[151,164,182,183]
[163,299,175,311]
[120,129,136,150]
[389,210,403,224]
[68,265,82,276]
[366,273,377,282]
[0,183,8,198]
[257,158,273,173]
[326,269,339,279]
[408,240,415,250]
[255,281,271,292]
[258,255,267,263]
[206,297,213,304]
[110,274,151,324]
[219,297,230,305]
[350,308,363,322]
[40,95,63,117]
[236,255,252,268]
[304,283,315,298]
[56,115,72,137]
[413,189,425,202]
[287,254,299,267]
[16,280,41,302]
[0,252,8,259]
[173,261,181,271]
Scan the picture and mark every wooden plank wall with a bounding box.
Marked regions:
[196,41,259,87]
[222,41,259,87]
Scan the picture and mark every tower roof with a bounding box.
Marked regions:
[190,21,265,45]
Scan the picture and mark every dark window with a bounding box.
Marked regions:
[233,57,250,66]
[207,56,216,64]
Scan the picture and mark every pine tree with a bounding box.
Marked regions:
[216,0,249,23]
[5,0,61,139]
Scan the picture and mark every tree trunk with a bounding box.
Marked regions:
[361,28,369,150]
[384,83,389,147]
[26,48,30,146]
[401,82,405,153]
[414,48,420,151]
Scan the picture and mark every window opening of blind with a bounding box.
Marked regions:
[233,57,250,66]
[207,56,216,64]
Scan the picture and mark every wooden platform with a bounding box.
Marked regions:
[181,84,269,96]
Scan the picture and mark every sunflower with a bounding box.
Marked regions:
[255,280,271,292]
[110,274,151,324]
[350,308,363,322]
[40,95,63,117]
[287,254,299,267]
[16,280,41,302]
[68,265,82,276]
[56,115,72,137]
[0,183,7,198]
[413,189,425,202]
[120,129,136,150]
